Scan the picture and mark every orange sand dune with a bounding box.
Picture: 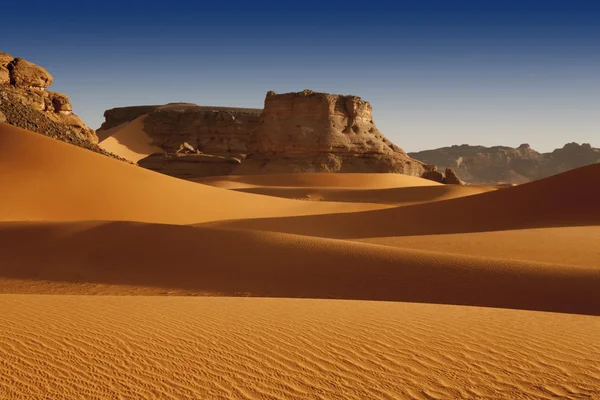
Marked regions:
[229,184,496,205]
[98,115,164,162]
[1,295,598,400]
[0,123,383,224]
[0,221,598,315]
[194,172,442,189]
[359,226,600,267]
[205,163,600,238]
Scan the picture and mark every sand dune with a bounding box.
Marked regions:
[358,226,600,268]
[0,221,598,315]
[204,163,600,238]
[2,122,600,398]
[98,115,164,163]
[194,172,442,189]
[229,184,496,205]
[0,123,383,224]
[1,295,598,400]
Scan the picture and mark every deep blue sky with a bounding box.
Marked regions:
[2,0,599,151]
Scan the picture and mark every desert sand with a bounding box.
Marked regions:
[1,121,599,399]
[98,115,164,163]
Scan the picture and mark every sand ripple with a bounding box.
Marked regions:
[0,296,598,400]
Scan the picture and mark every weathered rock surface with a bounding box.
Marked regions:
[7,57,53,88]
[0,51,119,158]
[142,103,262,156]
[443,167,464,185]
[238,90,427,175]
[97,105,161,140]
[409,143,600,184]
[98,90,439,180]
[98,103,261,155]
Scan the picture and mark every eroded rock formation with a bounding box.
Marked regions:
[0,51,117,157]
[238,90,427,175]
[409,143,600,184]
[98,90,443,180]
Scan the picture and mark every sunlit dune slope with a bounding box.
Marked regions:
[0,221,598,314]
[0,123,382,223]
[205,163,600,238]
[358,226,600,268]
[1,295,598,400]
[98,115,164,163]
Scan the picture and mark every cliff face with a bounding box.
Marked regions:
[99,90,433,179]
[98,103,261,156]
[0,51,115,157]
[238,90,427,175]
[142,103,262,156]
[409,143,600,184]
[97,105,160,140]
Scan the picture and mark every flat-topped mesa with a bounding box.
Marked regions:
[97,90,443,180]
[0,51,101,150]
[98,103,263,156]
[240,90,426,175]
[142,103,262,156]
[97,105,161,140]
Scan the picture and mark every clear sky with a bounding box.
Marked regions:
[2,0,598,152]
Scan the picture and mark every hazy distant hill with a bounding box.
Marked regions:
[409,142,600,184]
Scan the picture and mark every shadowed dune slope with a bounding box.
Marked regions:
[98,115,164,163]
[0,221,598,315]
[204,163,600,238]
[0,123,383,224]
[229,185,496,205]
[1,295,598,400]
[194,172,442,189]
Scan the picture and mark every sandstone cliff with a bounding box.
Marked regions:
[409,143,600,184]
[238,90,427,175]
[0,51,119,158]
[99,90,433,180]
[98,103,262,178]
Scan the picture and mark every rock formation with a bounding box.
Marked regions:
[409,143,600,184]
[99,90,436,180]
[421,166,464,185]
[98,103,262,178]
[0,51,120,158]
[239,90,427,175]
[97,105,160,140]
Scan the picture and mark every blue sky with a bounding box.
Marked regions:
[1,0,599,152]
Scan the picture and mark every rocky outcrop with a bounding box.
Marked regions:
[421,166,464,185]
[6,57,53,88]
[142,103,262,156]
[97,105,161,140]
[238,90,427,175]
[409,143,600,184]
[98,103,261,155]
[0,51,118,158]
[98,103,262,178]
[98,90,441,180]
[443,168,464,185]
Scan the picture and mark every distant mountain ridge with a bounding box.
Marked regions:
[409,142,600,184]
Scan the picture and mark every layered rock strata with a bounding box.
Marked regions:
[99,90,438,180]
[239,90,428,175]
